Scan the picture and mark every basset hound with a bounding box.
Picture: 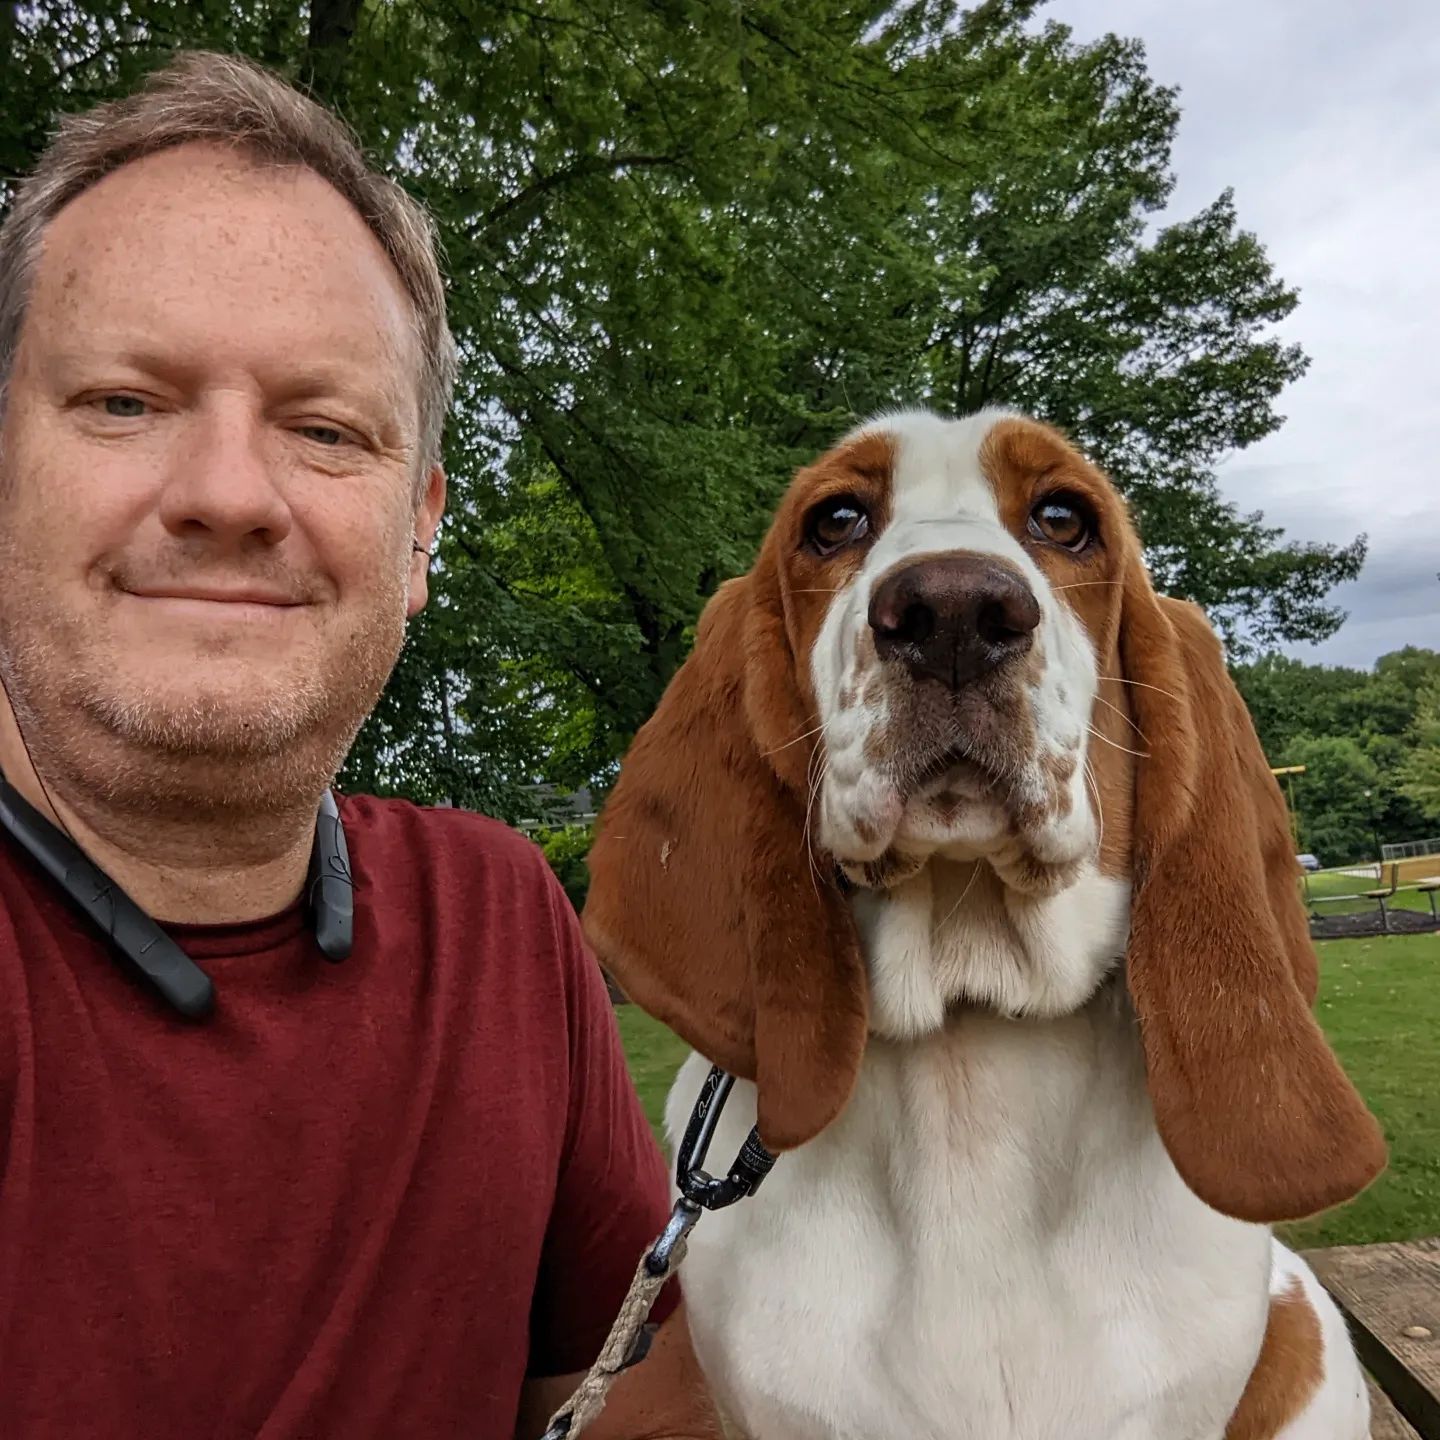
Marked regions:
[582,409,1388,1440]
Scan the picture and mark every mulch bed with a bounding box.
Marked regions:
[1309,908,1439,940]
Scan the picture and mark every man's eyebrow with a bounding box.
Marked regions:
[42,341,207,382]
[273,368,421,449]
[41,342,145,373]
[272,365,407,410]
[41,348,413,428]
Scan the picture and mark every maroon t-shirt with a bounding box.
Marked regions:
[0,794,675,1438]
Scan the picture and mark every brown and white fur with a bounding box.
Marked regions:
[583,410,1386,1440]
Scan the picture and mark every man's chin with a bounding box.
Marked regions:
[84,683,324,757]
[1,613,401,813]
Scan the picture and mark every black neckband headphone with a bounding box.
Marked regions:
[0,768,353,1019]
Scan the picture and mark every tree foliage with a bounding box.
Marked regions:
[1,0,1369,819]
[1280,735,1382,869]
[1399,679,1440,823]
[1232,647,1440,863]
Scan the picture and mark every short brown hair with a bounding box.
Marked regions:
[0,50,456,473]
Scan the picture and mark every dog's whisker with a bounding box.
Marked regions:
[805,731,828,789]
[1083,758,1105,853]
[936,859,984,938]
[806,752,830,816]
[1090,692,1147,743]
[802,751,833,894]
[804,776,826,845]
[1086,725,1150,760]
[1096,675,1180,702]
[764,715,833,758]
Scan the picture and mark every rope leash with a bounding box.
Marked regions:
[539,1069,775,1440]
[537,1201,700,1438]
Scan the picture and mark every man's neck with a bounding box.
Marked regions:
[0,700,319,926]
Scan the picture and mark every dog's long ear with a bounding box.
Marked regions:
[1119,572,1386,1222]
[582,561,869,1153]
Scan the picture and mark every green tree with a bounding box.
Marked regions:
[1374,646,1440,698]
[1231,654,1362,763]
[1232,648,1440,848]
[1284,735,1383,867]
[1,0,1370,817]
[1399,680,1440,823]
[535,822,598,914]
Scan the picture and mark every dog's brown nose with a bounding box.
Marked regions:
[868,556,1040,688]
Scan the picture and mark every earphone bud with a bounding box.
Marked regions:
[412,540,432,559]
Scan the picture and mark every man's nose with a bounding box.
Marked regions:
[868,555,1040,689]
[157,403,294,546]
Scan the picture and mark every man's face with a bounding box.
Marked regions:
[0,143,444,805]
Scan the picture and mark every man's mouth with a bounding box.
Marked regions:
[119,591,308,626]
[125,585,304,607]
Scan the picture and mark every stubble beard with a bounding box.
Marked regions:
[0,551,411,819]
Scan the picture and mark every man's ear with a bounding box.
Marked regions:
[407,463,446,618]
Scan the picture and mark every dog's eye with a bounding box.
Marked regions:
[1028,494,1094,552]
[806,496,870,557]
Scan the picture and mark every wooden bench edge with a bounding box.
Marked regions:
[1303,1242,1440,1440]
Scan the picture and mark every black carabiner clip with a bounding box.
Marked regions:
[640,1068,776,1281]
[673,1066,777,1212]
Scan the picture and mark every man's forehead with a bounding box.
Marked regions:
[39,142,363,255]
[29,144,416,355]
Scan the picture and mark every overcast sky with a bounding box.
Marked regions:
[1050,0,1439,669]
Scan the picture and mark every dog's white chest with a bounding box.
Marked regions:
[665,996,1273,1440]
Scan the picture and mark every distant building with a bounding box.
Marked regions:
[515,784,598,835]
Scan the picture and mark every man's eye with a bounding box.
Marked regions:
[805,495,871,556]
[101,395,147,418]
[298,424,346,447]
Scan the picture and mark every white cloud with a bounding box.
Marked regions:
[1048,0,1440,667]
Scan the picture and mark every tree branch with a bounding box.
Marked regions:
[301,0,362,106]
[477,151,684,232]
[445,531,618,704]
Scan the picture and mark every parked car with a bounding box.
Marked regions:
[1296,853,1321,872]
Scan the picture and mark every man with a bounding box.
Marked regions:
[0,51,717,1440]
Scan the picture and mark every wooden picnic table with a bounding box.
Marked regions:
[1304,1237,1440,1438]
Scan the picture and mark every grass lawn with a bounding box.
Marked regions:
[616,933,1440,1248]
[616,1000,692,1143]
[1281,931,1440,1249]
